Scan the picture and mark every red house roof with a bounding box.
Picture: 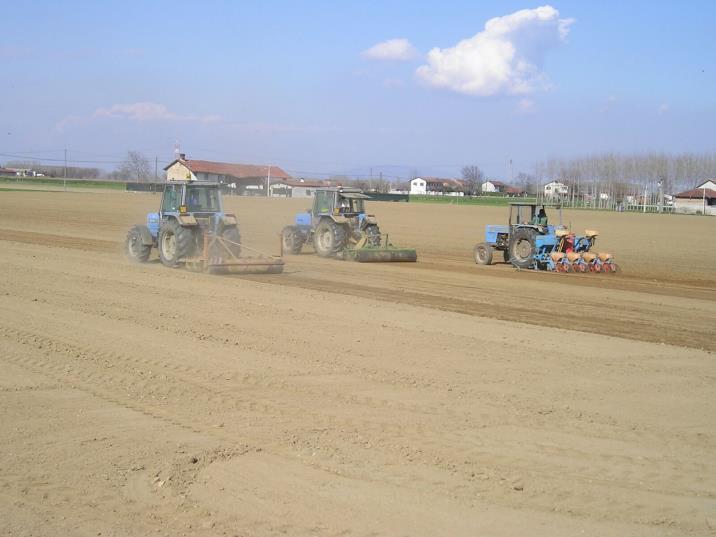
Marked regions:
[674,188,716,200]
[165,157,291,180]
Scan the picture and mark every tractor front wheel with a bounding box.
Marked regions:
[281,226,304,255]
[508,228,536,269]
[364,224,381,247]
[125,225,152,263]
[313,219,346,257]
[473,243,493,265]
[158,219,197,268]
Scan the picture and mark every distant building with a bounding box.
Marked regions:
[422,177,466,196]
[503,186,525,196]
[674,187,716,215]
[410,177,427,195]
[544,180,568,198]
[164,154,291,196]
[269,178,333,198]
[696,179,716,190]
[481,180,506,193]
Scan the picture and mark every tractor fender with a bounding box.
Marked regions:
[327,215,350,224]
[134,224,154,246]
[177,214,198,226]
[222,214,238,226]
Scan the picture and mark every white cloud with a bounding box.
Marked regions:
[362,38,418,61]
[92,102,220,123]
[416,5,573,97]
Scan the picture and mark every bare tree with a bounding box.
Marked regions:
[461,165,484,195]
[118,151,152,182]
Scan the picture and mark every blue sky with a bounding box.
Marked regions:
[1,1,714,180]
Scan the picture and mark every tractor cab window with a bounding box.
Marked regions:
[186,186,220,212]
[161,185,179,213]
[336,196,364,214]
[313,190,332,214]
[531,208,548,226]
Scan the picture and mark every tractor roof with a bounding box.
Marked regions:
[166,179,221,187]
[509,202,562,208]
[316,186,365,194]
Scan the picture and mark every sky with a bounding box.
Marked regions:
[1,0,714,180]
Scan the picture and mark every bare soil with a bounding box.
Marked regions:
[1,190,714,536]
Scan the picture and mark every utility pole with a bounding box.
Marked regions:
[155,156,158,182]
[266,166,271,197]
[63,148,67,191]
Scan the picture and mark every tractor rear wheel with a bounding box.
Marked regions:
[313,219,346,257]
[473,243,493,265]
[158,219,197,268]
[508,228,536,269]
[364,224,381,247]
[281,226,304,255]
[125,225,152,263]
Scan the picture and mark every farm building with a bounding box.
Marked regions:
[269,179,333,198]
[481,180,506,193]
[410,178,427,194]
[421,177,466,195]
[673,187,716,215]
[164,154,291,196]
[544,180,569,198]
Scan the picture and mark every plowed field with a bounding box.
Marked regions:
[1,190,714,536]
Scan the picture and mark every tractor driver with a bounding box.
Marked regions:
[532,208,548,226]
[338,197,350,213]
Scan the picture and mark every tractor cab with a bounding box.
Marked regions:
[311,187,370,222]
[159,181,223,218]
[508,202,562,233]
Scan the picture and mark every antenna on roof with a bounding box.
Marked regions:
[173,141,181,160]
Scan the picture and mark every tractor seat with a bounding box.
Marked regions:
[584,229,599,238]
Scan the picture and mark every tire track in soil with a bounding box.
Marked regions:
[3,228,715,351]
[0,323,709,530]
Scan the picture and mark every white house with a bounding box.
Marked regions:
[481,180,505,193]
[410,177,427,195]
[544,180,568,198]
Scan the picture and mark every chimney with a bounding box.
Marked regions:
[179,153,186,160]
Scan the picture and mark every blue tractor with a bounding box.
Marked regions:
[474,202,618,273]
[281,187,417,262]
[125,180,283,273]
[473,202,564,269]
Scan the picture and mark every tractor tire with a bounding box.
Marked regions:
[473,242,493,265]
[220,225,242,258]
[313,219,347,257]
[125,225,152,263]
[508,228,536,269]
[281,226,304,255]
[364,224,381,247]
[158,219,197,268]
